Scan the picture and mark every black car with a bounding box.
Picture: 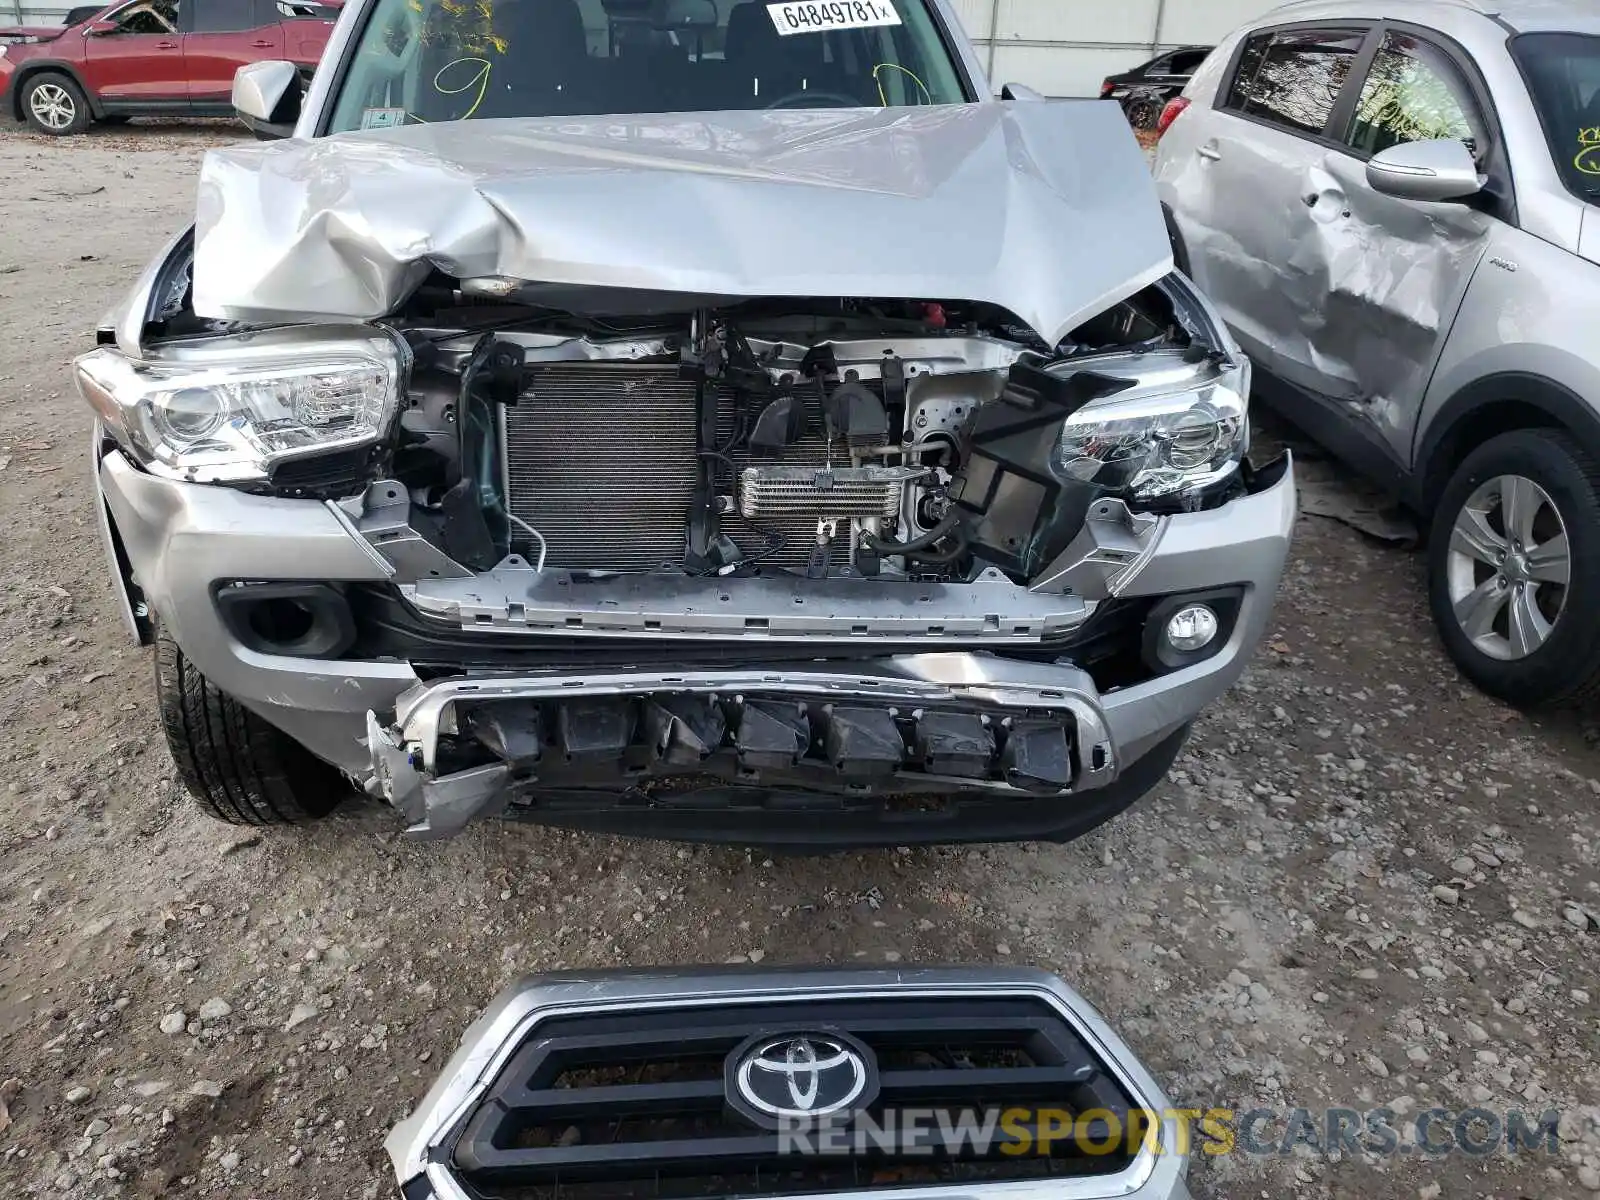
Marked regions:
[1101,46,1212,128]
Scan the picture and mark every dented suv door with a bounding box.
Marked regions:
[1162,20,1502,476]
[1165,25,1370,392]
[1310,27,1498,465]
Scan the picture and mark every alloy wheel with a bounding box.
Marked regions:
[1445,473,1571,661]
[28,82,77,131]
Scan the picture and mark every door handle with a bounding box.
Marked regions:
[155,39,177,48]
[251,39,274,46]
[1197,145,1222,161]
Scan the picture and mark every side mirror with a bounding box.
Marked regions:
[1000,82,1045,102]
[1366,138,1483,203]
[233,59,302,140]
[83,18,118,34]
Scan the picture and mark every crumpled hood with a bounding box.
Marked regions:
[193,102,1171,345]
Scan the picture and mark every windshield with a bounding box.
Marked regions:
[327,0,969,133]
[1511,31,1600,201]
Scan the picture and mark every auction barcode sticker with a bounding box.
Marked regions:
[766,0,902,35]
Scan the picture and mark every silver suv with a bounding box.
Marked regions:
[79,0,1296,846]
[1155,0,1600,708]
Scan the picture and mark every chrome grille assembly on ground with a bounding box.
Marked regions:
[385,966,1192,1200]
[76,103,1294,847]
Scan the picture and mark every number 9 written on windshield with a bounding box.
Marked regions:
[434,55,493,119]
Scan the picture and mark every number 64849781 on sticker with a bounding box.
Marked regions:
[766,0,902,36]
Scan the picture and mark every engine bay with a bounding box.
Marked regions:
[383,279,1242,588]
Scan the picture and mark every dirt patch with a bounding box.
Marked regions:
[0,123,1597,1200]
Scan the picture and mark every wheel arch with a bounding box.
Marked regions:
[9,60,105,121]
[1416,373,1600,508]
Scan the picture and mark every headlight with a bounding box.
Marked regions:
[1054,364,1249,503]
[76,328,407,485]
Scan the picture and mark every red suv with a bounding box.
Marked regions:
[0,0,338,135]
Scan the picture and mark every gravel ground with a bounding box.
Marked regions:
[1,122,1598,1200]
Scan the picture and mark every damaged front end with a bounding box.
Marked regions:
[345,270,1261,838]
[82,106,1293,845]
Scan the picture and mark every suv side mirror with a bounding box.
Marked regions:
[1367,138,1483,203]
[1000,82,1045,102]
[233,60,302,140]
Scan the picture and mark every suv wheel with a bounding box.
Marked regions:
[155,624,353,825]
[1427,429,1600,708]
[21,73,92,135]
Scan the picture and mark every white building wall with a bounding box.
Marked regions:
[953,0,1281,98]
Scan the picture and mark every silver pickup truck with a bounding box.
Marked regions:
[78,0,1294,848]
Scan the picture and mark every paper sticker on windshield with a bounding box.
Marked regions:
[360,106,407,129]
[767,1,901,36]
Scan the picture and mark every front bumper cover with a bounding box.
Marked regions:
[95,434,1295,839]
[386,965,1193,1200]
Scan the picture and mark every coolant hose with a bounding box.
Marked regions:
[863,514,964,558]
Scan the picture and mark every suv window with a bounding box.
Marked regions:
[326,0,969,133]
[112,0,178,32]
[190,0,257,30]
[1347,31,1481,158]
[1226,27,1366,136]
[1510,31,1600,202]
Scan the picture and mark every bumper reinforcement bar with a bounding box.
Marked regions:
[366,655,1118,840]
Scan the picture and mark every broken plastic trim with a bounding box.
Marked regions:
[366,657,1119,839]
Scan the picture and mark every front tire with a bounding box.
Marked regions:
[155,626,352,825]
[1427,429,1600,708]
[20,73,92,135]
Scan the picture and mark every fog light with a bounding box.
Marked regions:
[1140,589,1241,676]
[1164,604,1219,653]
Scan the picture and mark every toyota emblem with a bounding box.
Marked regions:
[725,1030,878,1127]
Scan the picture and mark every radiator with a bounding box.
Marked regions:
[718,395,844,572]
[738,465,922,520]
[504,364,862,573]
[505,364,698,573]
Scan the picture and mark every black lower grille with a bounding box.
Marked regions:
[451,996,1138,1200]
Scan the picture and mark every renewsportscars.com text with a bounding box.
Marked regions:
[777,1106,1563,1159]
